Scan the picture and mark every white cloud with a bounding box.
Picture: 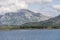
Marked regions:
[52,5,60,13]
[0,0,53,15]
[22,0,42,4]
[53,5,60,9]
[42,0,53,3]
[0,0,28,14]
[24,0,53,3]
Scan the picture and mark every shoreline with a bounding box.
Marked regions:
[0,29,60,31]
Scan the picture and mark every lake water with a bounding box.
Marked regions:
[0,29,60,40]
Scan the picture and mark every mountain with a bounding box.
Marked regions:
[42,15,60,26]
[0,9,50,25]
[21,15,60,27]
[0,15,3,24]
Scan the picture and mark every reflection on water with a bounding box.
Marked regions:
[0,30,60,40]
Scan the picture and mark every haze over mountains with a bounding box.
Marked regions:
[21,15,60,27]
[0,9,50,25]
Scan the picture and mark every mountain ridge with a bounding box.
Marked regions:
[21,15,60,27]
[0,9,50,25]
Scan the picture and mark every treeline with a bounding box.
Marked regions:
[0,25,60,29]
[0,25,20,29]
[20,26,60,29]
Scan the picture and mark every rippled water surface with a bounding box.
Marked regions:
[0,29,60,40]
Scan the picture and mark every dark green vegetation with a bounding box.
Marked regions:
[0,25,20,30]
[0,25,60,30]
[20,23,60,29]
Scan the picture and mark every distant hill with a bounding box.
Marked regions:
[21,15,60,27]
[0,9,50,25]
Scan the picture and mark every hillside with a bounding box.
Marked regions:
[21,15,60,29]
[0,9,50,25]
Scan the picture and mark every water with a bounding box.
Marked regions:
[0,29,60,40]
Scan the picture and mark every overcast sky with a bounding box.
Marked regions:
[0,0,60,17]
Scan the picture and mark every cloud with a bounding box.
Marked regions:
[23,0,41,3]
[0,0,28,14]
[0,0,53,15]
[42,0,53,3]
[24,0,53,3]
[52,5,60,12]
[53,5,60,9]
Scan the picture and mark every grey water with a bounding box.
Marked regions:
[0,29,60,40]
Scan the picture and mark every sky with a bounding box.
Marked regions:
[0,0,60,17]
